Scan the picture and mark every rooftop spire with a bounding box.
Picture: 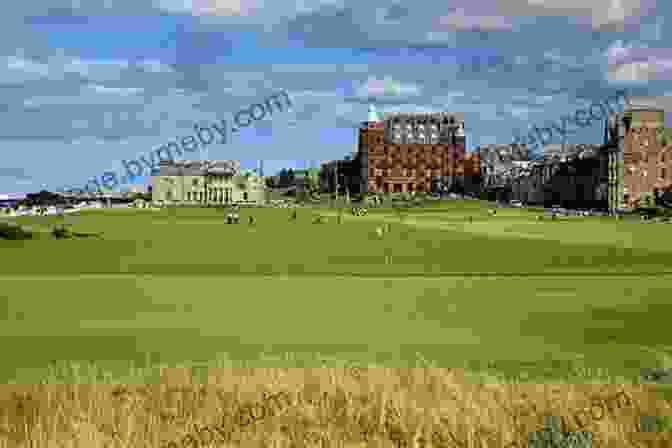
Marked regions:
[368,103,379,122]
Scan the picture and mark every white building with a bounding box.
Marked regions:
[151,160,266,204]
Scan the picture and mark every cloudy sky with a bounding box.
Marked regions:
[1,0,671,193]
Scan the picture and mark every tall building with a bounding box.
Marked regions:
[353,105,480,194]
[607,101,672,208]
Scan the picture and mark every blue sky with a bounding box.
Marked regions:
[1,0,671,193]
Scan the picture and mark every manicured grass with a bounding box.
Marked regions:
[1,203,672,387]
[3,205,672,276]
[3,203,672,447]
[2,273,672,386]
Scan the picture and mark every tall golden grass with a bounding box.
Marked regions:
[1,365,671,447]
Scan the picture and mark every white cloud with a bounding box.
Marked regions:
[63,57,130,76]
[89,84,144,95]
[5,55,50,76]
[434,9,514,32]
[139,60,174,73]
[607,61,655,82]
[157,0,261,17]
[355,76,420,99]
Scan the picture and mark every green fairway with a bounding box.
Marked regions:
[1,203,671,389]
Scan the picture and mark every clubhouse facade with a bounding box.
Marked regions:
[151,160,266,205]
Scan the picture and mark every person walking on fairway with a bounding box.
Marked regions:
[248,215,255,225]
[290,210,297,221]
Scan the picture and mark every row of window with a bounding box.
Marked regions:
[635,150,668,163]
[368,168,466,177]
[369,145,461,153]
[180,190,249,202]
[623,167,669,180]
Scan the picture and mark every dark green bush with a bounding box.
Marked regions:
[51,224,73,239]
[0,221,34,240]
[636,207,672,218]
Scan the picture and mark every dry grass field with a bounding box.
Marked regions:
[1,366,671,447]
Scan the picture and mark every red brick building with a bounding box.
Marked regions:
[354,108,481,194]
[617,108,672,207]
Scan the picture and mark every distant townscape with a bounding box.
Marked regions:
[2,98,672,214]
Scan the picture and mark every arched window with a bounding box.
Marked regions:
[243,192,248,201]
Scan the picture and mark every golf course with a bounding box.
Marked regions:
[1,200,671,447]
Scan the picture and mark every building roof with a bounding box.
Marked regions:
[381,111,465,121]
[0,193,27,200]
[156,160,241,176]
[625,96,671,112]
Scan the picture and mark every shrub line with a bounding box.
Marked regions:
[2,271,672,277]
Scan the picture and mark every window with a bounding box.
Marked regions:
[662,152,666,163]
[243,192,248,201]
[662,167,667,179]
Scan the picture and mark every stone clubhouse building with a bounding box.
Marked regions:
[151,160,266,205]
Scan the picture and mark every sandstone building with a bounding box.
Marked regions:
[151,160,266,204]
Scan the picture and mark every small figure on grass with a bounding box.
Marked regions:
[375,226,384,239]
[468,215,473,223]
[290,210,297,221]
[248,215,255,225]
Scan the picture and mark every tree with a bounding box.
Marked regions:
[640,192,655,209]
[130,192,151,202]
[656,128,672,147]
[265,177,274,189]
[287,169,295,184]
[654,188,662,206]
[303,174,320,197]
[278,169,290,187]
[26,190,64,206]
